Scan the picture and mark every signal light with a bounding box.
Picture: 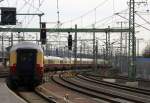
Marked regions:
[68,34,72,50]
[41,22,46,28]
[40,22,46,44]
[40,29,46,44]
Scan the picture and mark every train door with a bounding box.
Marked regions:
[16,49,37,77]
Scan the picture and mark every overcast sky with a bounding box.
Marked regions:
[0,0,129,27]
[0,0,150,54]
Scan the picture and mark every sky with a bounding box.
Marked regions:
[0,0,150,55]
[0,0,129,27]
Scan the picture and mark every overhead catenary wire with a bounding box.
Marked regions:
[83,8,129,28]
[84,15,115,28]
[18,1,28,12]
[48,1,129,29]
[39,0,45,7]
[117,13,150,32]
[135,12,150,26]
[61,0,110,25]
[22,0,43,13]
[19,0,45,28]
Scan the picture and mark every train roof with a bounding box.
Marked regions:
[10,42,43,52]
[82,58,93,61]
[44,56,106,62]
[44,56,63,60]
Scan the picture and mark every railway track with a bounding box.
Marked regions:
[62,75,150,103]
[75,75,150,102]
[78,75,150,95]
[12,88,56,103]
[51,74,148,103]
[84,73,150,83]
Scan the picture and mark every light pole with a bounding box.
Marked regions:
[1,33,4,63]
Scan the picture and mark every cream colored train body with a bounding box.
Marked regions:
[44,56,109,71]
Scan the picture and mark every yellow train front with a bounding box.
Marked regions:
[7,42,44,89]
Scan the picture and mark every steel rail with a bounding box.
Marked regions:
[52,74,145,103]
[78,75,150,95]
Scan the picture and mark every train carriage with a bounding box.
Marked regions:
[44,56,110,71]
[7,42,44,89]
[44,56,62,71]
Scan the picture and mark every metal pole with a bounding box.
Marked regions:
[96,40,98,70]
[108,26,110,63]
[74,24,77,70]
[22,32,25,41]
[39,15,42,28]
[36,33,38,44]
[83,42,85,58]
[80,44,82,66]
[125,33,128,73]
[129,0,136,81]
[137,39,139,57]
[11,32,13,46]
[105,31,108,61]
[39,15,42,46]
[103,47,106,66]
[93,24,96,70]
[125,33,128,56]
[120,22,123,73]
[63,47,65,57]
[18,32,20,43]
[1,33,4,63]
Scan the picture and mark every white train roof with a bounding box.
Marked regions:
[10,42,43,52]
[82,58,93,61]
[44,56,106,62]
[44,56,62,60]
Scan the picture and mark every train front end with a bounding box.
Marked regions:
[8,42,44,89]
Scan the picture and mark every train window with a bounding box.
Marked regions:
[49,60,53,64]
[20,53,33,62]
[64,60,66,64]
[56,60,60,64]
[60,60,63,64]
[16,49,37,70]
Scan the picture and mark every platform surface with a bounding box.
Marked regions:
[0,78,27,103]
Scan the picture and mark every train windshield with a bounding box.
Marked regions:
[16,49,37,76]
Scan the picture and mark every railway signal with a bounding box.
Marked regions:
[40,22,46,44]
[68,34,72,50]
[1,7,16,25]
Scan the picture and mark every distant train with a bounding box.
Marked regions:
[7,42,44,89]
[44,56,110,72]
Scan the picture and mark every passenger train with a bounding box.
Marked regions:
[7,42,44,89]
[7,42,110,89]
[44,56,110,72]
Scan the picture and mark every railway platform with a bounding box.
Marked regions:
[0,78,27,103]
